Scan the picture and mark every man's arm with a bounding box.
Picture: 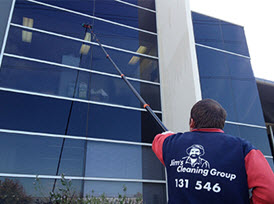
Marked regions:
[152,131,174,166]
[245,149,274,204]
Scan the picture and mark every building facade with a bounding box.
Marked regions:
[0,0,273,203]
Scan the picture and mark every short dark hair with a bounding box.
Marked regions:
[190,99,227,129]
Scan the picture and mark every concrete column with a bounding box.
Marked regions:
[156,0,202,132]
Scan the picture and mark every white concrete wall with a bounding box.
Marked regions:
[155,0,202,132]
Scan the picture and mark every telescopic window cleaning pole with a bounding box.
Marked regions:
[82,24,168,132]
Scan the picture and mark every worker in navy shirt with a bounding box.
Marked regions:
[153,99,274,204]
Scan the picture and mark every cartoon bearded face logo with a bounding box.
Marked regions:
[189,147,203,159]
[182,144,210,168]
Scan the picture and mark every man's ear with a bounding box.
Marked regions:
[189,118,195,130]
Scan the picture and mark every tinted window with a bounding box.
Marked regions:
[84,180,142,198]
[93,19,158,56]
[1,57,161,109]
[226,55,254,79]
[0,91,71,134]
[92,46,159,82]
[0,133,85,176]
[231,79,266,126]
[200,78,238,122]
[192,12,224,50]
[95,0,156,32]
[143,183,166,204]
[34,0,95,15]
[12,0,93,40]
[85,142,142,179]
[121,0,155,10]
[142,146,165,180]
[221,21,249,56]
[196,46,230,77]
[86,104,162,142]
[238,126,271,155]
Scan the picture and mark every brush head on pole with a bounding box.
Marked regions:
[82,23,92,29]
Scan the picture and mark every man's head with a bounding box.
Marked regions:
[190,99,227,130]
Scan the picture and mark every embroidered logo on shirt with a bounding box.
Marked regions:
[169,144,236,181]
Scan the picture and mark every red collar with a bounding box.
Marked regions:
[191,128,224,133]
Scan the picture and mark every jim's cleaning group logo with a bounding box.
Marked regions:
[170,144,236,181]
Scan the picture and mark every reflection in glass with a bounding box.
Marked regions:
[0,177,82,201]
[95,0,156,32]
[0,57,161,109]
[11,0,158,55]
[0,133,85,176]
[92,46,159,82]
[84,181,143,200]
[85,142,142,179]
[12,0,95,40]
[93,19,158,56]
[6,26,159,82]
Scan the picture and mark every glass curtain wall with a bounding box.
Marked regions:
[0,0,166,203]
[192,12,273,170]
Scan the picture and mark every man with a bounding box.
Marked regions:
[152,99,274,204]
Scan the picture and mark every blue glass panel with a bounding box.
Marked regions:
[84,104,162,142]
[34,0,95,15]
[0,177,82,200]
[238,126,271,155]
[223,123,240,137]
[0,57,161,109]
[141,111,163,143]
[12,0,93,40]
[84,181,142,198]
[11,1,158,55]
[231,79,266,126]
[87,104,141,141]
[196,45,230,77]
[220,21,249,56]
[200,78,238,122]
[95,0,156,32]
[85,142,142,179]
[226,54,254,79]
[0,56,80,98]
[93,19,158,56]
[0,0,13,47]
[92,46,159,82]
[6,26,159,82]
[192,12,224,49]
[142,146,165,180]
[266,158,274,171]
[143,183,166,204]
[122,0,155,10]
[0,91,71,134]
[5,26,95,69]
[0,133,85,176]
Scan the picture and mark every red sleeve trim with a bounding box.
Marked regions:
[245,149,274,203]
[152,132,174,166]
